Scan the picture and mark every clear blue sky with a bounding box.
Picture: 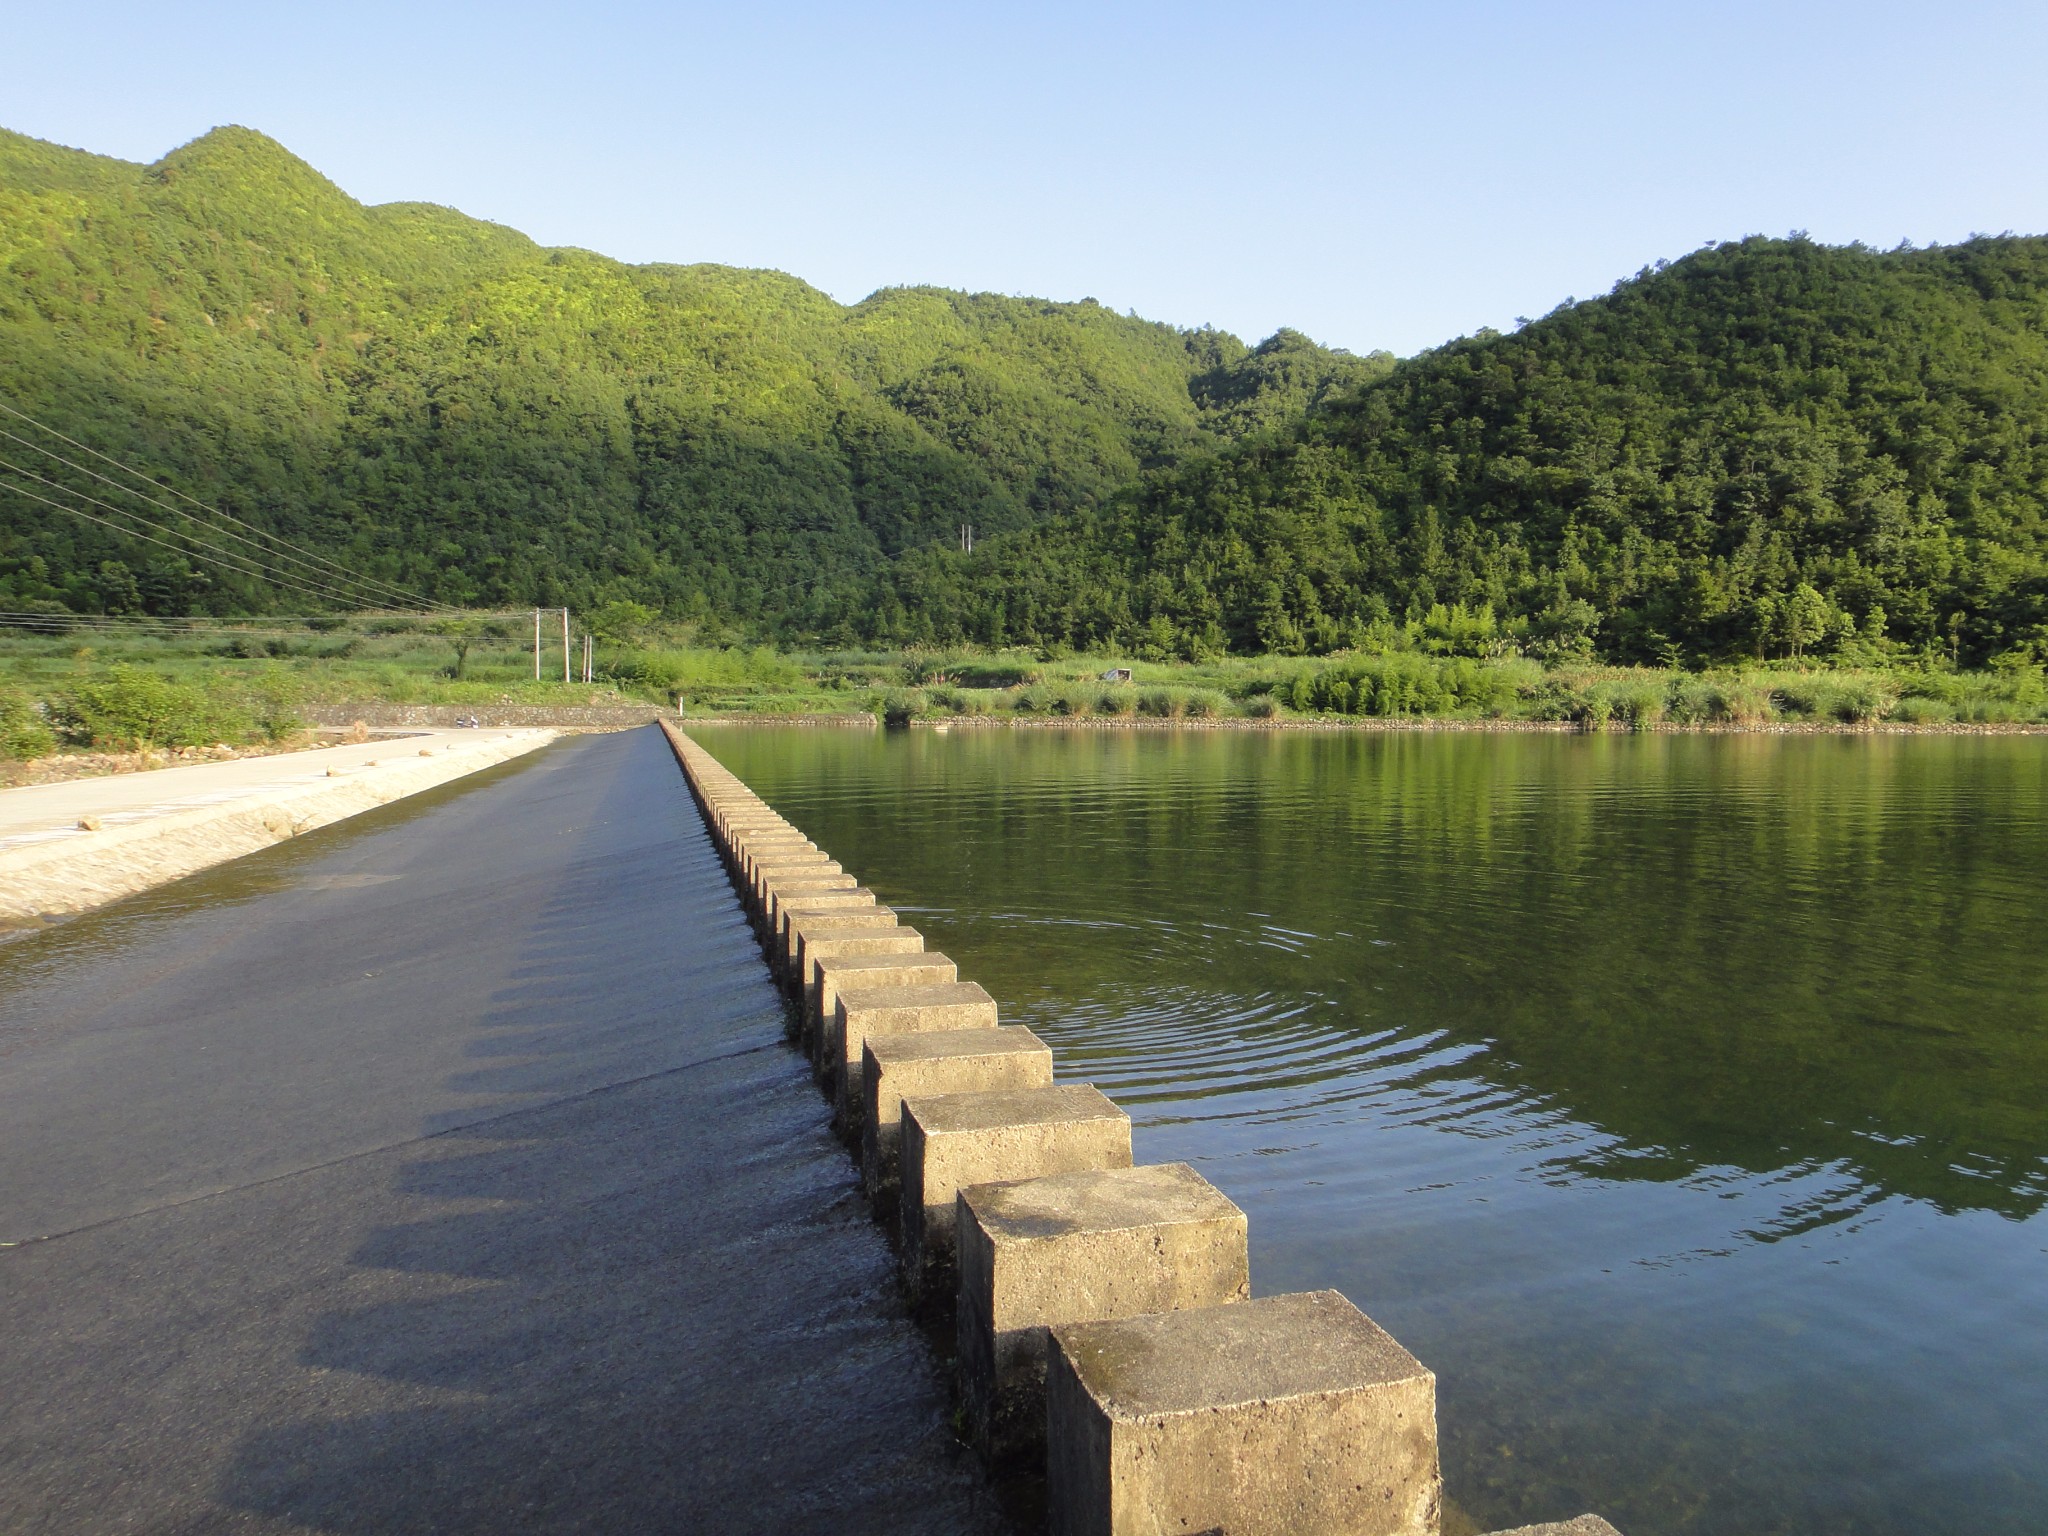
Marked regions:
[6,1,2046,356]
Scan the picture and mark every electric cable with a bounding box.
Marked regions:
[0,397,453,612]
[0,462,395,611]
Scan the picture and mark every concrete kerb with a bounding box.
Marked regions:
[1045,1290,1441,1536]
[761,873,862,937]
[957,1162,1250,1467]
[809,951,955,1068]
[862,1025,1054,1218]
[774,901,897,974]
[899,1084,1133,1309]
[777,894,892,974]
[798,933,929,1015]
[792,915,917,1000]
[831,980,999,1134]
[747,856,843,911]
[652,721,1628,1536]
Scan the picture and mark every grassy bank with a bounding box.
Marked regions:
[4,617,2047,765]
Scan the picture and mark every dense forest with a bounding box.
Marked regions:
[5,126,2048,668]
[883,237,2048,667]
[0,125,1382,624]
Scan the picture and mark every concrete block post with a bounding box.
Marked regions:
[775,901,894,978]
[761,874,862,938]
[775,892,887,972]
[1480,1520,1625,1536]
[808,951,955,1067]
[831,981,997,1134]
[736,840,821,883]
[899,1084,1131,1307]
[863,1026,1053,1217]
[794,917,920,1003]
[747,855,840,910]
[1046,1290,1440,1536]
[726,832,807,885]
[957,1162,1250,1467]
[716,816,788,850]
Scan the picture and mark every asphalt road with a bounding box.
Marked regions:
[0,725,1008,1535]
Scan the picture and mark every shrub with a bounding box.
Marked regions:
[1829,680,1894,723]
[1046,688,1090,717]
[875,688,925,726]
[1095,688,1134,716]
[65,666,252,749]
[1891,695,1955,724]
[1666,676,1717,725]
[1137,688,1182,719]
[1708,680,1776,724]
[1243,693,1280,719]
[0,688,55,761]
[1600,680,1666,730]
[1182,690,1225,719]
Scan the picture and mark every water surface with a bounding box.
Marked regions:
[698,724,2048,1536]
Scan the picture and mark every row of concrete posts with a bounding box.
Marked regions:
[659,721,1624,1536]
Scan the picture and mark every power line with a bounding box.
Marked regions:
[0,462,395,611]
[0,608,534,635]
[0,438,426,612]
[0,397,453,612]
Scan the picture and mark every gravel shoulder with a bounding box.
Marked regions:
[0,728,556,927]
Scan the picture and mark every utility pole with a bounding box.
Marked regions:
[561,608,571,685]
[582,633,592,684]
[959,523,975,554]
[533,608,541,680]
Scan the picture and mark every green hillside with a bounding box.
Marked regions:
[907,236,2048,667]
[9,127,2048,670]
[0,125,1384,625]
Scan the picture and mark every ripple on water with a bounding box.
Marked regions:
[709,725,2048,1536]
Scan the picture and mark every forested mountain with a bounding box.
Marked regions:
[890,236,2048,666]
[0,125,1384,622]
[7,125,2048,668]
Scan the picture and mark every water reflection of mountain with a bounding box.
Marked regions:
[709,725,2048,1222]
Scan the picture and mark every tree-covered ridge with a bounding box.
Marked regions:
[899,236,2048,666]
[0,124,1383,621]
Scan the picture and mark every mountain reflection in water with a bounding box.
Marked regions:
[701,725,2048,1536]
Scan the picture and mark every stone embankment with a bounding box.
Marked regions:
[0,729,555,927]
[300,704,668,730]
[660,718,1626,1536]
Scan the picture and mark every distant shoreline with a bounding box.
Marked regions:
[684,712,2048,736]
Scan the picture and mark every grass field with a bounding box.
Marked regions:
[4,616,2046,763]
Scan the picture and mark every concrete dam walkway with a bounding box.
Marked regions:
[0,727,1009,1535]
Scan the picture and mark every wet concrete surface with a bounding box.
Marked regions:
[0,726,1010,1535]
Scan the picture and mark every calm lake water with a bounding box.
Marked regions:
[694,724,2047,1536]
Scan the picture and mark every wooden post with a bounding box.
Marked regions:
[532,608,541,680]
[561,608,570,685]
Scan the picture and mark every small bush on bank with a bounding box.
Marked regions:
[0,687,55,760]
[874,688,926,726]
[1600,679,1666,730]
[1137,688,1182,718]
[1666,675,1718,725]
[62,666,254,749]
[1182,689,1225,718]
[1243,693,1280,719]
[1048,688,1089,717]
[1891,695,1956,724]
[1096,688,1134,716]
